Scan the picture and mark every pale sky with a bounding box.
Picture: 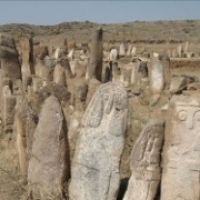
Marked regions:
[0,1,199,25]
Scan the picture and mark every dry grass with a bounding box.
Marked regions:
[0,20,200,44]
[0,129,27,200]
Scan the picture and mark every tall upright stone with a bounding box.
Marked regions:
[161,93,200,200]
[123,119,164,200]
[69,82,128,200]
[0,33,21,80]
[14,95,29,177]
[53,63,67,87]
[149,56,164,95]
[159,52,171,90]
[88,27,103,81]
[28,96,70,200]
[1,85,16,133]
[110,61,120,82]
[20,37,33,88]
[119,42,126,57]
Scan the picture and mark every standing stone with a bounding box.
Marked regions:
[138,61,148,78]
[35,59,53,86]
[68,110,83,161]
[59,57,73,79]
[102,64,110,83]
[53,63,67,87]
[177,44,182,58]
[70,80,88,111]
[130,59,141,85]
[184,41,190,53]
[126,44,132,57]
[110,61,120,82]
[131,46,137,57]
[123,119,164,200]
[68,80,88,161]
[159,53,171,90]
[120,68,132,87]
[28,96,69,200]
[1,85,16,133]
[14,95,29,177]
[88,27,103,81]
[109,49,118,62]
[0,33,21,80]
[149,56,164,95]
[69,82,128,200]
[161,93,200,200]
[20,37,33,88]
[119,42,126,57]
[86,78,101,105]
[25,105,38,162]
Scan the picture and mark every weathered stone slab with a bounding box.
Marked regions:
[14,96,29,177]
[161,93,200,200]
[123,119,164,200]
[28,96,69,200]
[69,82,128,200]
[160,54,171,90]
[150,57,164,95]
[88,27,103,81]
[0,33,19,59]
[1,85,16,133]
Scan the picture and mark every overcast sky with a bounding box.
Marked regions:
[0,1,200,25]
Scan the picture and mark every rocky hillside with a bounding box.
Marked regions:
[0,20,200,43]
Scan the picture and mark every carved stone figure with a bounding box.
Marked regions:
[123,119,164,200]
[69,82,128,200]
[161,93,200,200]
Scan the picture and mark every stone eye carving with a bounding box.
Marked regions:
[178,110,187,121]
[194,110,200,121]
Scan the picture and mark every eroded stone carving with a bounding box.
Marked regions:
[123,119,164,200]
[69,82,128,200]
[161,94,200,200]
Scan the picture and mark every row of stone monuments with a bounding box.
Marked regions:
[0,27,199,200]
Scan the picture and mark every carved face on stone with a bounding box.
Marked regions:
[81,82,128,132]
[170,96,200,155]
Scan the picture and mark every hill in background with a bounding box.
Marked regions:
[0,20,200,43]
